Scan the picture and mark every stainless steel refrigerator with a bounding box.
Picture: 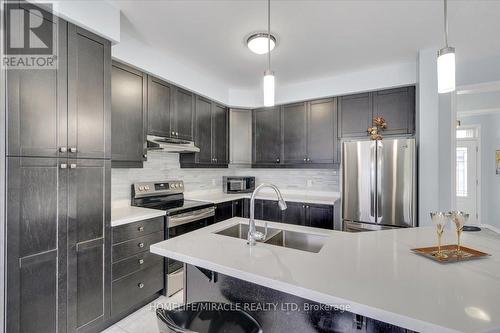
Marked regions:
[342,138,416,232]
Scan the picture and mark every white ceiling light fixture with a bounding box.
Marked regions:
[437,0,455,94]
[263,0,275,107]
[247,33,276,55]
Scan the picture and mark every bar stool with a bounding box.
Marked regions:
[156,302,263,333]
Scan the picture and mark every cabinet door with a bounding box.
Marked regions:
[68,24,111,159]
[6,157,67,333]
[281,202,306,226]
[373,87,415,135]
[262,200,282,222]
[308,98,337,164]
[67,159,110,332]
[195,97,213,164]
[232,199,244,218]
[244,199,263,220]
[338,93,372,138]
[212,103,228,165]
[215,201,234,222]
[282,102,307,164]
[173,88,194,141]
[307,204,334,230]
[111,62,146,167]
[229,109,252,165]
[7,9,67,158]
[253,107,281,165]
[147,76,172,138]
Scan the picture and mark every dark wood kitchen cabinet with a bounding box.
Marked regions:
[372,86,415,135]
[215,201,234,222]
[172,87,195,141]
[282,102,308,164]
[6,6,67,158]
[67,24,111,159]
[67,158,111,332]
[338,92,372,138]
[306,204,334,229]
[338,86,415,138]
[262,200,282,222]
[180,97,229,168]
[111,61,147,168]
[147,75,172,138]
[252,106,281,166]
[281,201,306,226]
[308,98,338,164]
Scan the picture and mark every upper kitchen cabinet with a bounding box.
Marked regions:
[147,75,172,138]
[229,109,252,165]
[180,97,229,168]
[308,98,338,164]
[338,92,372,138]
[372,86,415,135]
[338,86,416,139]
[172,87,195,141]
[252,106,281,166]
[111,61,147,168]
[282,102,307,165]
[67,24,111,159]
[6,6,67,158]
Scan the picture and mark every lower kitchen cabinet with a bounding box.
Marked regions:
[306,204,334,229]
[215,199,245,222]
[111,217,165,317]
[282,201,306,225]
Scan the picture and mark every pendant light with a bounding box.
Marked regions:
[263,0,275,107]
[437,0,455,94]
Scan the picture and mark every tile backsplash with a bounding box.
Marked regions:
[111,151,339,201]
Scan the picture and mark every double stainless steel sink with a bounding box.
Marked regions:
[215,223,327,253]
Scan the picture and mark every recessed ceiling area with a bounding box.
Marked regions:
[111,0,500,97]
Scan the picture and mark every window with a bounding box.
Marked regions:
[456,147,468,197]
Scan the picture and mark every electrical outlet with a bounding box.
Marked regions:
[306,179,313,187]
[211,179,216,186]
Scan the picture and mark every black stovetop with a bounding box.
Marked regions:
[132,194,213,216]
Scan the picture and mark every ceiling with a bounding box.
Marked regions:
[111,0,500,91]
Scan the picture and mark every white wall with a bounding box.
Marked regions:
[29,0,120,43]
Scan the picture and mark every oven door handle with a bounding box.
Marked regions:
[168,207,215,228]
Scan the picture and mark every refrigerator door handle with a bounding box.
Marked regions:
[376,141,383,220]
[370,142,376,219]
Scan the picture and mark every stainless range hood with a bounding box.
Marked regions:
[147,135,200,153]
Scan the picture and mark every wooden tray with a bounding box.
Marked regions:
[411,244,491,263]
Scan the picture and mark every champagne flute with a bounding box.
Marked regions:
[430,212,449,258]
[449,211,469,257]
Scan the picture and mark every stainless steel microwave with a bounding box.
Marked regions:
[223,176,255,193]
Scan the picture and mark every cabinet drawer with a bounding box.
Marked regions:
[112,251,163,281]
[113,217,164,244]
[112,232,164,261]
[112,264,163,316]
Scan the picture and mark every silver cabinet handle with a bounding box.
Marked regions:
[302,205,305,208]
[138,226,144,232]
[138,242,144,248]
[303,158,307,161]
[171,131,175,135]
[69,147,77,153]
[143,154,147,158]
[138,259,144,265]
[276,158,280,163]
[59,147,67,153]
[175,132,178,136]
[69,164,76,169]
[60,163,67,169]
[138,282,144,289]
[307,158,311,162]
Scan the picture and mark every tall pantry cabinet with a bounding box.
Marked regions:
[5,6,111,333]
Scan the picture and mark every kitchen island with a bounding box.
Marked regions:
[150,218,500,333]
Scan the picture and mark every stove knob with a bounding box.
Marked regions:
[179,183,183,188]
[145,186,150,190]
[139,186,144,191]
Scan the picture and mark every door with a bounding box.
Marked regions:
[456,140,479,224]
[173,88,194,141]
[282,202,306,225]
[212,103,228,165]
[68,24,111,159]
[111,62,146,167]
[308,98,337,164]
[342,141,376,223]
[253,107,281,165]
[376,138,416,227]
[7,8,67,158]
[373,87,415,135]
[195,97,213,164]
[6,157,67,333]
[67,159,110,331]
[282,102,307,164]
[147,76,172,138]
[307,204,334,229]
[338,93,372,138]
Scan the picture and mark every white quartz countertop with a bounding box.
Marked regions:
[184,190,340,205]
[150,218,500,333]
[111,200,166,227]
